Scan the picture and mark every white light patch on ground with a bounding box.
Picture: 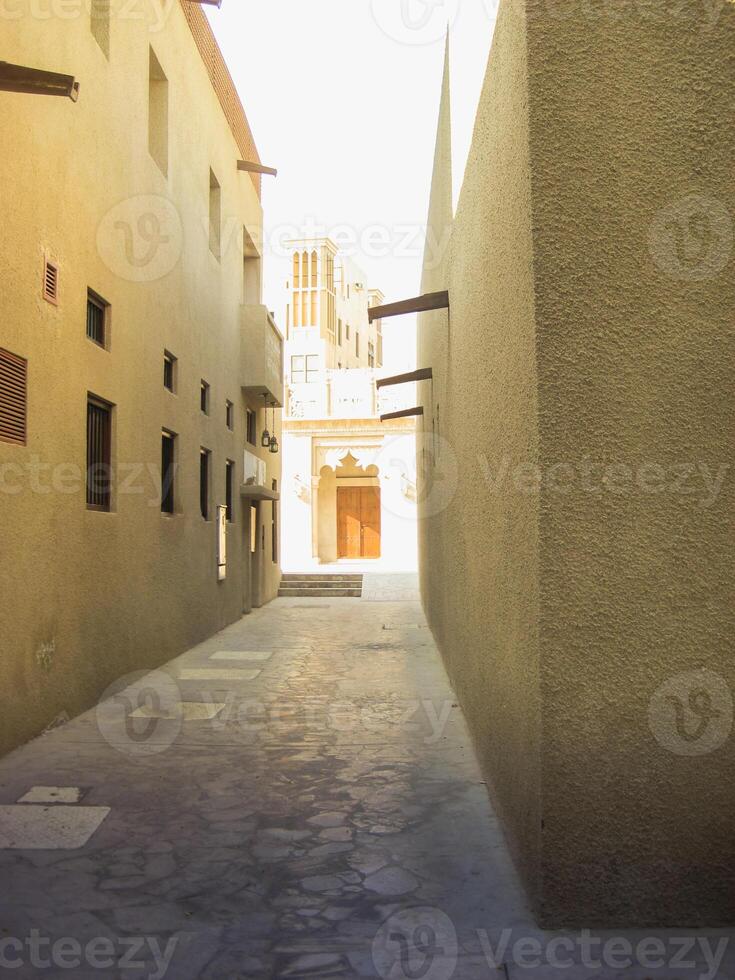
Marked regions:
[130,702,227,721]
[18,787,82,805]
[363,573,421,602]
[0,805,110,850]
[210,651,274,662]
[382,624,426,631]
[178,669,262,682]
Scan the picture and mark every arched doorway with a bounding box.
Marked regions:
[317,452,381,562]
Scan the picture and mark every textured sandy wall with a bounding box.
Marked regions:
[0,4,280,757]
[418,5,543,900]
[420,0,734,925]
[525,0,735,925]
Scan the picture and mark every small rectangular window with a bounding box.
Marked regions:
[0,348,28,446]
[226,459,235,522]
[148,47,168,175]
[246,409,257,446]
[250,504,258,554]
[306,355,319,383]
[209,169,221,258]
[200,448,211,520]
[86,291,108,347]
[43,259,58,305]
[86,396,112,511]
[290,355,305,384]
[337,319,343,346]
[355,332,360,357]
[200,380,210,415]
[345,322,350,340]
[226,399,234,430]
[163,351,176,392]
[90,0,110,57]
[161,430,176,514]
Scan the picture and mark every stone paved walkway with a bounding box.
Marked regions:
[0,581,731,979]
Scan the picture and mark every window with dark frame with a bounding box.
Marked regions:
[200,380,210,414]
[226,459,235,522]
[200,448,211,520]
[86,291,108,348]
[246,408,257,446]
[272,480,278,563]
[86,396,112,511]
[164,351,176,392]
[226,400,234,430]
[161,430,176,514]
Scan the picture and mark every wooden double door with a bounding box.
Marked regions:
[337,486,381,559]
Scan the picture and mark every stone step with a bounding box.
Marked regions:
[279,580,362,589]
[281,574,363,583]
[278,587,363,598]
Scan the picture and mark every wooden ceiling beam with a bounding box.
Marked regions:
[380,406,424,422]
[0,62,79,101]
[237,160,278,177]
[368,290,449,323]
[376,367,433,389]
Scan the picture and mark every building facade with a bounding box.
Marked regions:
[417,2,734,926]
[281,240,417,571]
[0,1,283,757]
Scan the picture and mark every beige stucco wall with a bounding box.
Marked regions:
[0,3,281,757]
[419,0,734,926]
[418,7,543,905]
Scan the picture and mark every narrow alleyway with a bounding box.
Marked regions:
[0,578,730,979]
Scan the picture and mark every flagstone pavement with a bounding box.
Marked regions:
[0,576,731,979]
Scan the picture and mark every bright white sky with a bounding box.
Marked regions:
[208,0,498,371]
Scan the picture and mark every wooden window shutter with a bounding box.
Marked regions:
[43,259,58,304]
[0,348,28,446]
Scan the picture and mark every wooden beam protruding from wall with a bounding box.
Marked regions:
[376,368,433,389]
[380,406,424,422]
[368,291,449,323]
[237,160,278,177]
[0,62,79,101]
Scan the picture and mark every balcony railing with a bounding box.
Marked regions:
[241,447,279,501]
[243,448,267,487]
[241,305,284,408]
[286,369,412,421]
